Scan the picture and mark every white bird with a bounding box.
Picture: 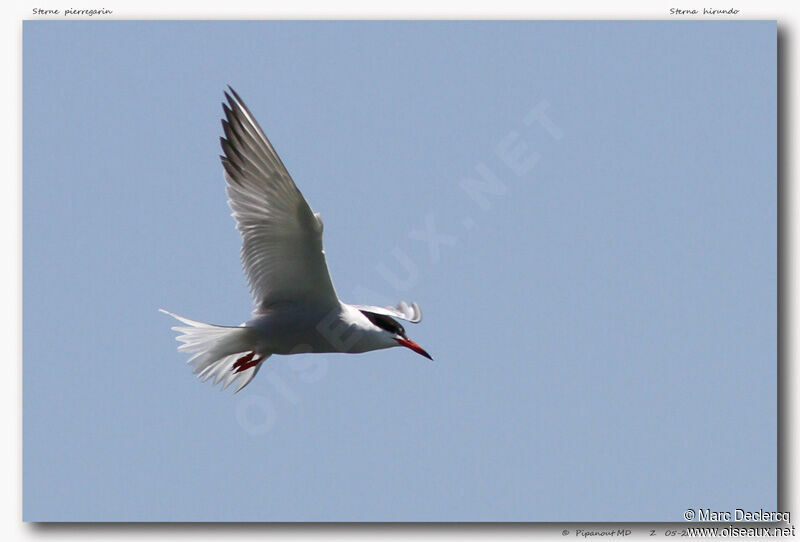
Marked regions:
[161,88,431,393]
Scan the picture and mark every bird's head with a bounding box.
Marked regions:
[360,310,433,360]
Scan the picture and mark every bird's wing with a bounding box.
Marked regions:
[220,88,338,311]
[352,301,423,323]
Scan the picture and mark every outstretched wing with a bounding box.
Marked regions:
[219,88,338,311]
[351,301,423,323]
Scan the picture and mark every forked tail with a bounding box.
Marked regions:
[159,309,268,393]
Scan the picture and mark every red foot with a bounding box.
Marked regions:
[233,352,260,373]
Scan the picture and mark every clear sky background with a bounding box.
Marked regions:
[23,21,776,521]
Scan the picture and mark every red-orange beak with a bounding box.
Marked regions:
[395,337,433,360]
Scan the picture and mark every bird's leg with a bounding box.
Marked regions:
[233,352,261,373]
[235,356,262,373]
[233,351,255,372]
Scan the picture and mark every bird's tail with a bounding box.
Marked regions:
[159,309,267,393]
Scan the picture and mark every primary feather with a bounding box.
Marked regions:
[221,87,338,313]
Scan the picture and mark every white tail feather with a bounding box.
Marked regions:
[159,309,267,392]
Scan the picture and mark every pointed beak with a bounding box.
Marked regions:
[395,337,433,360]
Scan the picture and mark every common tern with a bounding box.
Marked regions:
[161,88,431,393]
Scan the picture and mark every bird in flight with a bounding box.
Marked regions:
[161,88,431,393]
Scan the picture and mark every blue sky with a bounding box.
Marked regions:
[23,21,776,521]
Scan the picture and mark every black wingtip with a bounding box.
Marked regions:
[223,87,237,111]
[224,86,244,109]
[227,86,243,103]
[221,102,233,121]
[220,136,238,161]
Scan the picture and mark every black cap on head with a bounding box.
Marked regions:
[360,310,405,337]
